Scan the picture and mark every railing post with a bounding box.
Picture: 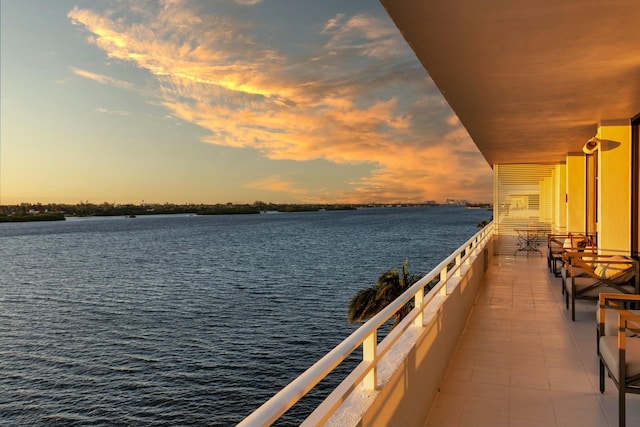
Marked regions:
[440,267,449,294]
[455,253,462,277]
[414,287,424,327]
[363,331,377,390]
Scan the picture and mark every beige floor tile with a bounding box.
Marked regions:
[463,396,509,417]
[509,416,556,427]
[474,357,511,372]
[471,368,511,386]
[509,365,546,379]
[475,349,511,364]
[438,378,471,397]
[425,394,464,427]
[547,368,594,393]
[554,402,608,427]
[445,366,473,382]
[509,387,554,403]
[423,255,639,427]
[425,415,460,427]
[467,382,511,400]
[508,399,555,422]
[543,354,578,369]
[449,349,476,366]
[509,352,546,368]
[459,412,509,427]
[510,372,550,390]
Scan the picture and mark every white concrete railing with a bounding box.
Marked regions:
[238,222,495,427]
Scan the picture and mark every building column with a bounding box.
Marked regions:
[565,153,586,234]
[597,119,632,254]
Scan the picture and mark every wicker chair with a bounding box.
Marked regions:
[598,294,640,427]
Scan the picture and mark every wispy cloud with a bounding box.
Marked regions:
[97,107,130,116]
[71,67,134,90]
[56,76,74,84]
[321,13,404,59]
[67,1,491,202]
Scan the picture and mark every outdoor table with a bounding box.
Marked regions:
[514,228,544,257]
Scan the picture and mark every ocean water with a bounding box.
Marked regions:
[0,206,490,426]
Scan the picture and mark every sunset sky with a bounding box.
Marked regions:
[1,0,492,205]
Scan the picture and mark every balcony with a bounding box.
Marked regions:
[241,225,640,426]
[425,252,640,427]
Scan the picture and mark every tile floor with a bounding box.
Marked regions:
[424,254,640,427]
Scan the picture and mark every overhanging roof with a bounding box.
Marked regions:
[380,0,640,165]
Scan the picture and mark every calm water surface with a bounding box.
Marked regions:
[0,207,489,426]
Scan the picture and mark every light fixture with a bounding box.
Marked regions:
[583,137,601,154]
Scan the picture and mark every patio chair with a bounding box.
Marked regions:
[559,242,597,295]
[598,293,640,427]
[597,299,640,337]
[547,234,568,275]
[548,233,593,277]
[564,253,639,321]
[596,293,640,363]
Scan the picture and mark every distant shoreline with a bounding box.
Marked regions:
[0,201,469,221]
[0,202,494,223]
[0,213,66,223]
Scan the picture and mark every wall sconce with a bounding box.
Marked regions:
[583,137,601,154]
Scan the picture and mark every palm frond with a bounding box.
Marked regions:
[347,287,386,324]
[347,260,424,331]
[377,268,399,286]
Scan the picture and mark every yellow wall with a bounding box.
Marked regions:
[566,154,586,233]
[541,164,568,232]
[555,164,567,232]
[540,177,553,224]
[597,120,632,254]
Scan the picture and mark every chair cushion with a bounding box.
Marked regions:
[568,277,634,297]
[567,234,591,248]
[550,248,563,257]
[599,336,640,382]
[597,307,640,336]
[594,256,632,279]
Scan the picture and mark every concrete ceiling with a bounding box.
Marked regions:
[380,0,640,166]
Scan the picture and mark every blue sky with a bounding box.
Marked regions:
[0,0,492,205]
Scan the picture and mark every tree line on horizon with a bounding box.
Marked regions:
[0,200,459,218]
[0,202,358,220]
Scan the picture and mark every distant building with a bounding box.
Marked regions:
[445,198,468,206]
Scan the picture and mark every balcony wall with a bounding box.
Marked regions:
[355,237,494,426]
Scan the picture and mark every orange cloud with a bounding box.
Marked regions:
[245,176,335,203]
[67,2,492,203]
[246,176,294,192]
